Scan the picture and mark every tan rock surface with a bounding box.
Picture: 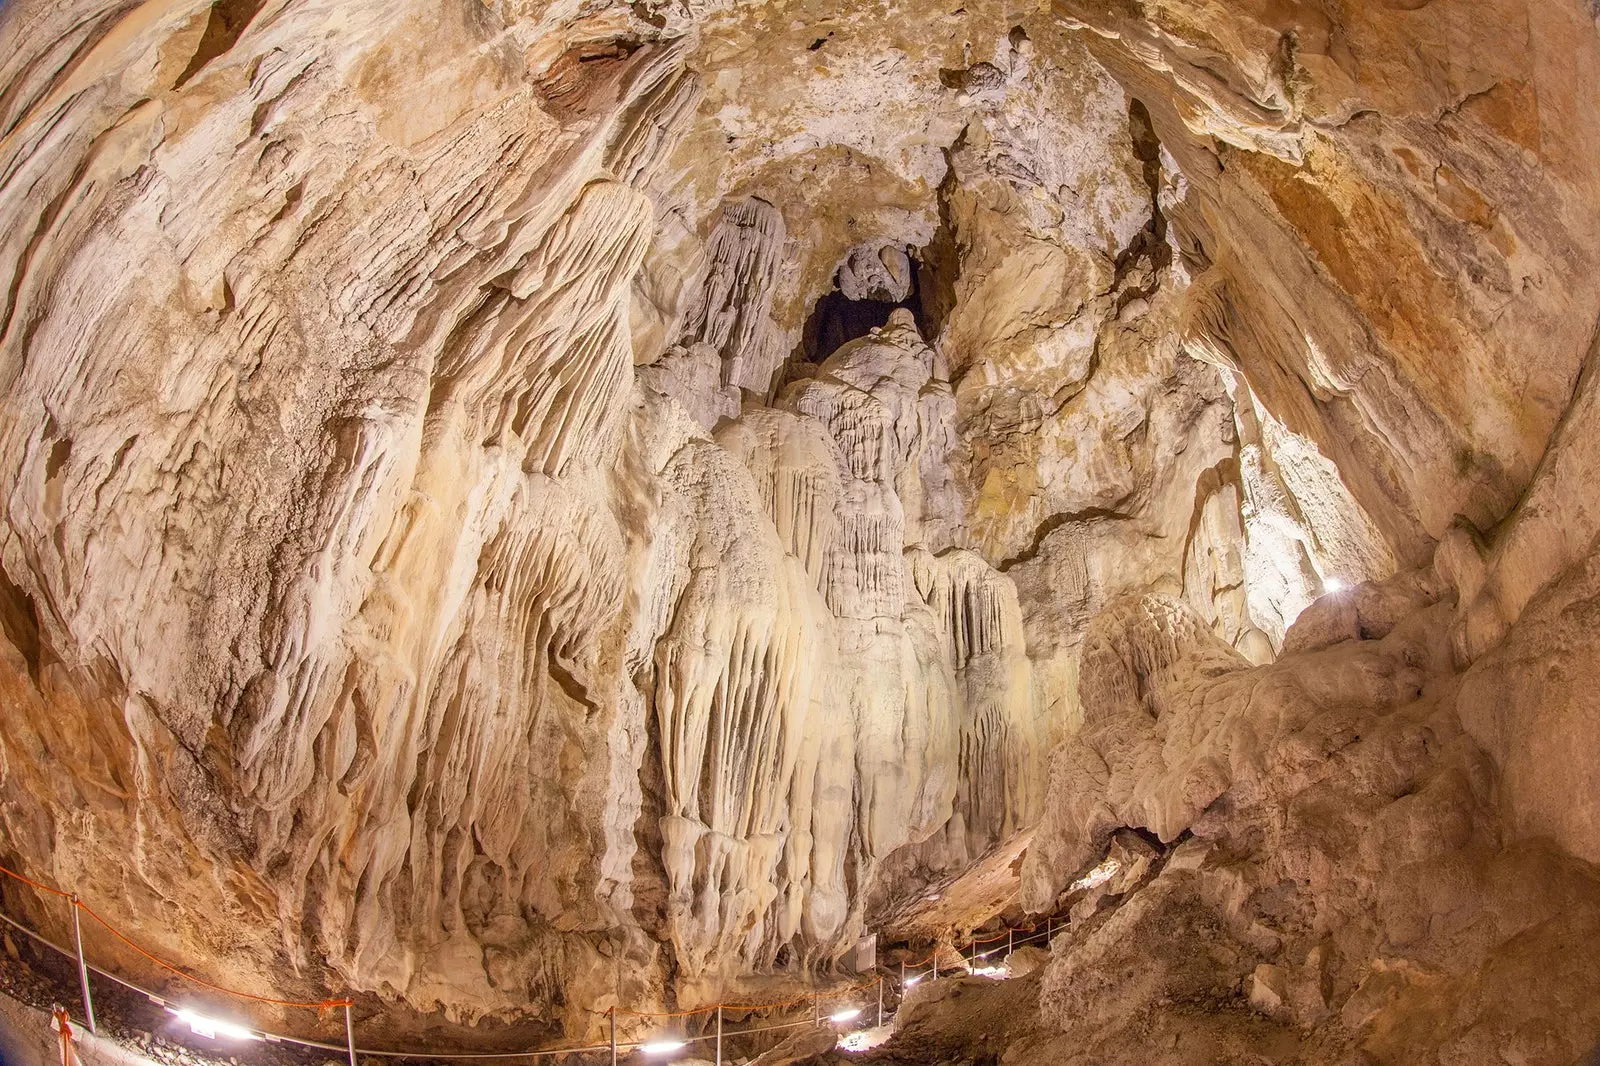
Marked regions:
[1021,588,1600,1063]
[0,0,1596,1060]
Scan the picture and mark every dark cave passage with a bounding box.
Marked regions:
[800,250,943,363]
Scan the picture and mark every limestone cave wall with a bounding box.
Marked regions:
[0,0,1596,1059]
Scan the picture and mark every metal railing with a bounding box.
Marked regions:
[893,913,1059,987]
[0,861,1061,1065]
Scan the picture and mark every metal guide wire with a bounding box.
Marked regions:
[0,861,1060,1062]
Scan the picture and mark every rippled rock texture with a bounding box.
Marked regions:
[0,0,1597,1060]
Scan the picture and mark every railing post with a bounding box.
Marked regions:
[899,959,905,991]
[931,950,938,982]
[69,898,95,1035]
[876,978,883,1028]
[1008,928,1013,957]
[715,1005,722,1066]
[1046,917,1053,941]
[344,1002,357,1066]
[610,1007,617,1066]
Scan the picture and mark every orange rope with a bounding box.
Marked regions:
[0,862,71,899]
[2,857,1058,1023]
[52,1007,74,1066]
[74,900,349,1010]
[0,862,349,1010]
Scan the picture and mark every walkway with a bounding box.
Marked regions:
[0,863,1063,1065]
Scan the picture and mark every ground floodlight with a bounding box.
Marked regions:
[641,1040,688,1054]
[169,1008,261,1042]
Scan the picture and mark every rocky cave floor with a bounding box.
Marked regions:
[0,924,1155,1066]
[838,973,1052,1066]
[845,970,1291,1066]
[0,933,330,1066]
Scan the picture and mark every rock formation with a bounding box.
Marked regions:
[0,0,1596,1060]
[1021,582,1600,1062]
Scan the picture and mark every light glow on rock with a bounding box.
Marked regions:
[169,1009,261,1042]
[1068,857,1122,893]
[839,1025,893,1052]
[641,1041,688,1054]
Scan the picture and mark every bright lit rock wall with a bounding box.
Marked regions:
[1018,0,1600,1059]
[0,0,1112,1027]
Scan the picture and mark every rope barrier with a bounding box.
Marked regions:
[0,865,71,900]
[0,896,874,1061]
[0,856,1068,1063]
[898,907,1061,969]
[73,901,348,1010]
[0,862,348,1011]
[0,891,887,1061]
[609,977,882,1018]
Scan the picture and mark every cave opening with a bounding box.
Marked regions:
[799,247,944,363]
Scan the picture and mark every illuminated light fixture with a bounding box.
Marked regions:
[168,1008,262,1042]
[903,975,922,988]
[829,1008,863,1023]
[640,1041,688,1054]
[1325,577,1345,592]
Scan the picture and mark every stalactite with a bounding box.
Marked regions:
[676,198,789,393]
[903,548,1039,863]
[715,410,842,586]
[644,441,828,975]
[0,0,1595,1053]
